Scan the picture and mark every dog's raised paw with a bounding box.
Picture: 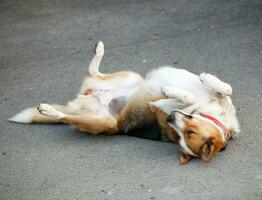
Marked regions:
[94,41,104,56]
[199,73,232,96]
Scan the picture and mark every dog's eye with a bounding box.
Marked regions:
[219,147,226,152]
[185,115,193,119]
[187,130,195,135]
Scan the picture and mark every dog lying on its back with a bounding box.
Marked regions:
[10,41,240,164]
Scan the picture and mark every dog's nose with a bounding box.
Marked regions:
[166,113,174,122]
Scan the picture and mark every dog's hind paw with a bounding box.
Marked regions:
[94,41,104,57]
[37,104,65,119]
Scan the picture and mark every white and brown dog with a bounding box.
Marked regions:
[9,41,240,164]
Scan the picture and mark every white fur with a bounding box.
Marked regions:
[146,67,211,106]
[9,108,33,123]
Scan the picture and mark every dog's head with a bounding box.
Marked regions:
[166,110,227,165]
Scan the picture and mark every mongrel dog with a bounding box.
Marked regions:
[9,41,240,164]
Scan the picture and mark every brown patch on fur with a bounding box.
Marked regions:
[61,114,118,134]
[117,90,158,132]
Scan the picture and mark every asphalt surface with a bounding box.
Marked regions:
[1,0,262,199]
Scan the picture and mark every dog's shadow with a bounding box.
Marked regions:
[38,123,180,158]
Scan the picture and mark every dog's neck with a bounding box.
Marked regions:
[199,113,230,139]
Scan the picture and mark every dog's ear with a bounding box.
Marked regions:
[179,151,193,165]
[200,138,215,163]
[149,102,158,113]
[149,99,177,114]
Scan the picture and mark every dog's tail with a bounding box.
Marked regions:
[88,41,105,77]
[8,104,66,124]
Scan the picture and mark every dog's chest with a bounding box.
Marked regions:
[146,67,212,105]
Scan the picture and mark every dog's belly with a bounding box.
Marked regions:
[72,72,143,116]
[91,89,128,115]
[67,86,138,116]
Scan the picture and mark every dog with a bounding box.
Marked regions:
[9,41,240,164]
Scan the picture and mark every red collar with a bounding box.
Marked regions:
[200,114,230,139]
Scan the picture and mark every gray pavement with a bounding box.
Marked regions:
[1,0,262,199]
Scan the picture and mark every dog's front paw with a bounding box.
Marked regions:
[161,86,174,98]
[161,87,195,105]
[37,104,65,119]
[94,41,104,57]
[199,73,232,96]
[199,73,221,86]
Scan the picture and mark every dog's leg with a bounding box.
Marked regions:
[88,41,105,77]
[38,104,118,134]
[79,41,105,94]
[161,86,196,105]
[149,87,197,114]
[199,73,232,96]
[61,115,118,134]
